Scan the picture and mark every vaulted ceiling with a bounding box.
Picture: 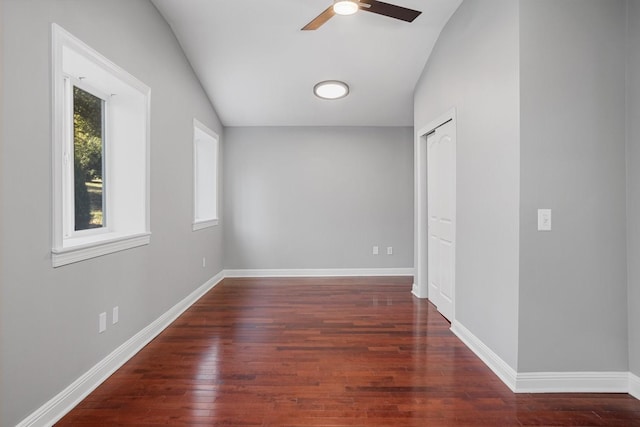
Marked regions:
[151,0,462,127]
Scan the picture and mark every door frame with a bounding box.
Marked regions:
[413,108,456,319]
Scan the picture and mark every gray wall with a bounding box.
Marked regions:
[223,126,414,270]
[413,0,521,369]
[0,0,4,417]
[627,0,640,378]
[518,0,628,372]
[0,1,224,425]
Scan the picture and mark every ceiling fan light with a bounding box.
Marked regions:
[314,80,350,100]
[333,0,359,16]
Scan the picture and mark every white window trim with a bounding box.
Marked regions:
[192,119,219,231]
[51,24,151,267]
[192,219,219,231]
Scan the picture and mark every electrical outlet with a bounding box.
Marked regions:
[112,306,119,324]
[99,312,107,333]
[202,257,206,268]
[387,246,393,255]
[372,246,379,255]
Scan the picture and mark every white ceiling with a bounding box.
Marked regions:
[151,0,461,127]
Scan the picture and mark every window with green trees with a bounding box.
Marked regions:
[73,86,104,231]
[52,24,151,267]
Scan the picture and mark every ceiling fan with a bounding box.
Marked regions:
[302,0,421,31]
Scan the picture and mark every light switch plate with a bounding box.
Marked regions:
[537,209,552,231]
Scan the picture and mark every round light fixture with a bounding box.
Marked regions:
[333,0,359,16]
[313,80,350,100]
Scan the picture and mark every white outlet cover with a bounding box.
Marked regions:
[99,312,107,333]
[112,306,119,324]
[387,246,393,255]
[372,246,379,255]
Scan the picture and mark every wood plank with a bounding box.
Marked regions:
[56,277,640,426]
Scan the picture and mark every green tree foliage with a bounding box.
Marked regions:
[74,156,92,230]
[74,87,102,180]
[73,86,103,230]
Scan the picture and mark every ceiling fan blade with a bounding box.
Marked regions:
[301,5,336,30]
[359,0,421,23]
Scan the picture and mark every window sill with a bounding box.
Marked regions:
[192,219,219,231]
[52,232,151,267]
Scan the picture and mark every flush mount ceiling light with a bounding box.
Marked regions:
[333,0,359,15]
[313,80,350,100]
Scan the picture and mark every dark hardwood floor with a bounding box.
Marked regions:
[57,277,640,426]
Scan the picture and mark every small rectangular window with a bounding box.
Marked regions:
[72,85,105,232]
[193,119,219,230]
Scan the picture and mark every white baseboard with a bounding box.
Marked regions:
[17,267,411,426]
[17,271,224,427]
[18,271,639,427]
[630,372,640,399]
[515,371,629,393]
[451,320,638,398]
[411,282,427,298]
[223,268,414,278]
[450,320,518,391]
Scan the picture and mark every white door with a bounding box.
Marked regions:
[427,120,455,321]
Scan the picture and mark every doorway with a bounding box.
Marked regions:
[414,109,456,322]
